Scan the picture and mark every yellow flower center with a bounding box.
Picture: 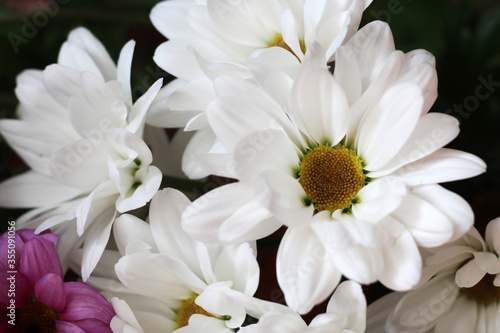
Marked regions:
[298,144,366,213]
[176,294,217,329]
[268,34,306,61]
[17,297,60,333]
[460,273,500,305]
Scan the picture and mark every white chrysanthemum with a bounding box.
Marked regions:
[240,281,366,333]
[181,22,486,314]
[0,27,163,279]
[86,188,290,332]
[148,0,372,178]
[368,217,500,333]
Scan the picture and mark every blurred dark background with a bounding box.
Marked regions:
[0,0,499,321]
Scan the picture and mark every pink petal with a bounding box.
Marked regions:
[20,237,63,285]
[34,273,66,312]
[55,320,86,333]
[59,282,114,327]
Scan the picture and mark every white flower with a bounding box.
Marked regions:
[87,188,290,332]
[0,27,163,279]
[181,22,486,313]
[240,281,366,333]
[148,0,372,178]
[369,217,500,333]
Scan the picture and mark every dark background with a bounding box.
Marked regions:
[0,0,499,321]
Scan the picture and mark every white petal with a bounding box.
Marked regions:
[254,170,313,227]
[149,189,202,277]
[312,212,390,249]
[366,292,405,333]
[207,94,289,153]
[434,296,477,333]
[116,40,135,99]
[290,65,349,144]
[277,225,342,314]
[323,281,366,331]
[167,77,215,112]
[146,79,203,128]
[127,78,163,135]
[486,217,500,255]
[113,214,156,256]
[153,40,208,80]
[181,128,226,179]
[233,130,300,184]
[455,259,486,288]
[81,207,116,281]
[357,83,423,171]
[352,176,406,223]
[330,244,384,285]
[379,230,422,291]
[43,64,81,109]
[182,183,275,244]
[369,112,460,178]
[110,298,144,333]
[473,252,500,274]
[410,184,474,243]
[64,27,117,80]
[154,254,207,294]
[280,8,303,61]
[115,166,162,213]
[391,190,454,248]
[395,148,486,186]
[0,171,81,208]
[58,42,105,80]
[392,275,458,331]
[49,139,112,191]
[115,253,193,300]
[214,243,259,296]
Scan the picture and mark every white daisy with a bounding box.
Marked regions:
[369,217,500,333]
[147,0,372,178]
[181,22,486,313]
[86,188,290,332]
[240,281,366,333]
[0,27,163,279]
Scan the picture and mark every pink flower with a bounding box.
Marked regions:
[0,229,114,332]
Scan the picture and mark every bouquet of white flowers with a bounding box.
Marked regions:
[0,1,499,332]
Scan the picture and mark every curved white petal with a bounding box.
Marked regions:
[234,130,300,185]
[254,170,312,227]
[395,148,486,186]
[291,65,349,145]
[455,259,487,288]
[379,230,422,291]
[370,112,460,178]
[113,214,157,256]
[116,40,135,99]
[182,182,275,244]
[0,171,82,208]
[486,217,500,255]
[149,189,202,276]
[357,83,423,171]
[81,206,116,281]
[352,176,406,223]
[277,225,341,314]
[63,27,117,80]
[214,243,259,296]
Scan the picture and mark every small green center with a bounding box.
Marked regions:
[176,295,217,329]
[16,297,60,333]
[461,273,500,305]
[298,144,366,213]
